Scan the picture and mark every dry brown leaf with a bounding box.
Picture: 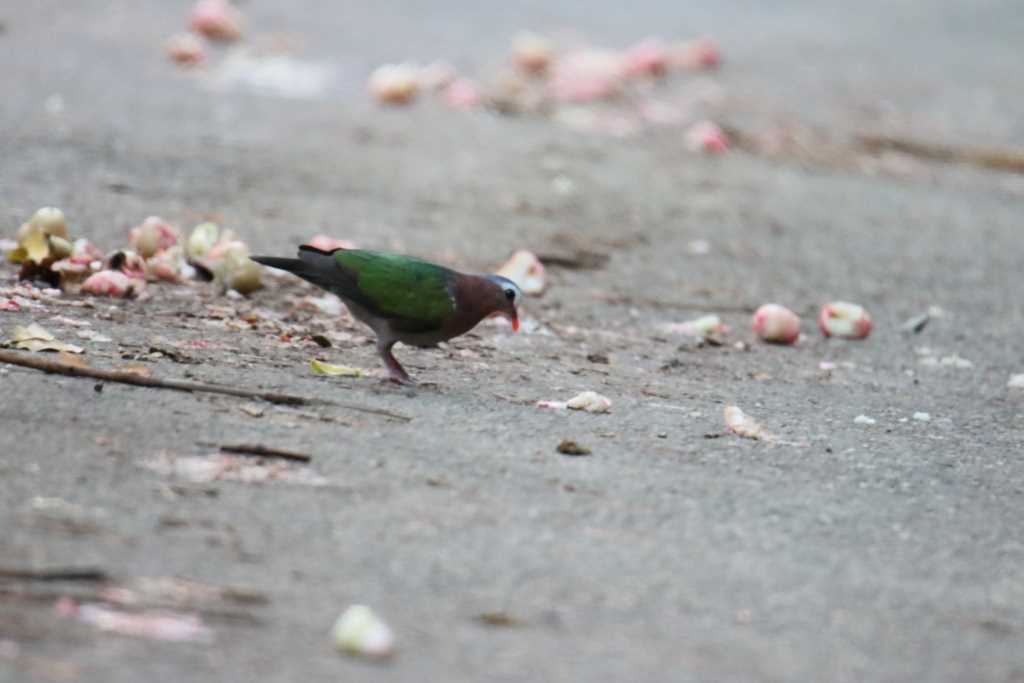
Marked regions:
[9,323,85,354]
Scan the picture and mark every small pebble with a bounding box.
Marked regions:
[912,412,931,422]
[853,415,876,425]
[556,439,591,456]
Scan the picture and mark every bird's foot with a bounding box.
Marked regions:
[380,342,416,385]
[387,368,416,386]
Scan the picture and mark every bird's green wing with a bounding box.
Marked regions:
[333,250,456,327]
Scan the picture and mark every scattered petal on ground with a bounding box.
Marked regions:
[188,0,242,41]
[565,391,612,413]
[661,315,728,340]
[1008,374,1024,389]
[496,250,546,295]
[333,605,395,660]
[685,120,729,153]
[854,414,877,425]
[368,63,420,105]
[130,216,180,258]
[622,38,668,78]
[511,32,553,75]
[165,33,206,67]
[723,405,773,440]
[81,270,144,298]
[752,304,801,344]
[59,598,213,643]
[818,302,872,339]
[443,78,483,110]
[668,37,721,70]
[549,49,624,103]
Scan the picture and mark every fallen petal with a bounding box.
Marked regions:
[333,605,395,660]
[752,304,801,344]
[565,391,612,414]
[818,302,872,339]
[187,222,220,259]
[130,216,180,258]
[669,37,721,70]
[549,50,624,103]
[622,38,668,78]
[685,120,729,154]
[81,270,143,298]
[188,0,242,41]
[443,78,482,110]
[368,63,420,105]
[512,32,553,75]
[165,33,206,67]
[723,405,772,440]
[662,314,727,339]
[496,250,546,295]
[1008,374,1024,389]
[74,601,212,643]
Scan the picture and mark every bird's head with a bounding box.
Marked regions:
[484,275,522,331]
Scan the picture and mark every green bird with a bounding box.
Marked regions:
[251,246,522,384]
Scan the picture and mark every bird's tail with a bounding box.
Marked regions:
[250,246,344,290]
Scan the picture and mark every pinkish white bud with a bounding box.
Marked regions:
[818,302,872,339]
[307,235,357,252]
[368,64,420,105]
[685,120,729,154]
[443,78,482,110]
[130,216,180,258]
[549,50,624,103]
[496,249,545,295]
[752,304,801,344]
[165,33,206,66]
[622,38,668,78]
[188,0,242,41]
[511,32,553,75]
[81,270,143,298]
[669,37,721,70]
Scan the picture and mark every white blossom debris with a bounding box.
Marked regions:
[332,605,395,660]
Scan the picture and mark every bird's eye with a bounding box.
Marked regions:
[504,288,516,301]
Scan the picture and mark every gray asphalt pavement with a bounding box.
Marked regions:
[1,2,1023,682]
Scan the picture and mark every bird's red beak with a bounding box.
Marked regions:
[510,314,519,332]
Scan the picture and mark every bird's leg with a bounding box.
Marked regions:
[378,340,414,385]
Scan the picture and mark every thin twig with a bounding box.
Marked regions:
[857,134,1024,174]
[0,567,108,582]
[0,349,412,422]
[196,442,312,463]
